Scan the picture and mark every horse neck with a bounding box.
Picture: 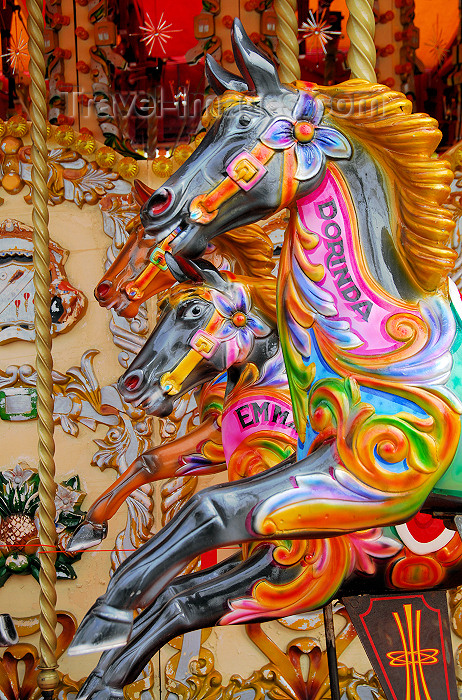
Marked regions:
[292,150,421,309]
[224,342,289,406]
[221,345,297,477]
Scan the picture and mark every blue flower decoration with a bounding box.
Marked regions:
[260,92,351,181]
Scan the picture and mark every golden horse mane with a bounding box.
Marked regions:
[204,81,455,292]
[215,224,275,281]
[309,80,455,292]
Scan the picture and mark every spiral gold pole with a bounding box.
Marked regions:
[345,0,376,82]
[274,0,300,83]
[26,0,59,697]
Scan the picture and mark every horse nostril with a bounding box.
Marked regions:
[149,188,173,216]
[96,281,112,299]
[123,371,143,392]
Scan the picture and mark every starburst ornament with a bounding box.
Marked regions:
[0,28,28,74]
[299,10,341,55]
[424,16,449,66]
[139,12,181,56]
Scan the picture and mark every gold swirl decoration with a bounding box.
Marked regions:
[0,612,83,700]
[308,376,460,505]
[274,0,300,83]
[345,0,376,82]
[26,0,59,694]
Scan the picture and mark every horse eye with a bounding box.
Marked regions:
[149,188,172,216]
[239,114,252,127]
[179,302,205,319]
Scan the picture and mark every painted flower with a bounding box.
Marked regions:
[211,284,271,364]
[346,528,403,576]
[55,484,80,516]
[260,91,351,181]
[2,464,34,489]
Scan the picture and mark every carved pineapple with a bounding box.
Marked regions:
[0,514,37,547]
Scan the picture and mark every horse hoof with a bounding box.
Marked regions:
[68,603,133,655]
[78,682,123,700]
[66,521,108,553]
[0,614,18,646]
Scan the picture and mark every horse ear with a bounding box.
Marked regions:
[205,54,249,94]
[165,252,193,283]
[187,258,229,292]
[133,180,154,205]
[231,18,282,95]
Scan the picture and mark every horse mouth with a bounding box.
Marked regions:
[125,385,173,417]
[143,220,208,259]
[95,284,140,318]
[169,224,208,258]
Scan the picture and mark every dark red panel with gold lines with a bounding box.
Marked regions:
[343,592,458,700]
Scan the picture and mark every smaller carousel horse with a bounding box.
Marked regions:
[70,256,405,700]
[68,218,276,552]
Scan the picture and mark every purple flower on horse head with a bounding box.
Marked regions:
[211,283,271,364]
[260,91,351,180]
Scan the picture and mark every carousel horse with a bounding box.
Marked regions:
[72,254,462,700]
[70,18,462,672]
[67,195,275,552]
[71,256,408,699]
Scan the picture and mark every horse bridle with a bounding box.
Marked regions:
[124,141,298,302]
[159,322,221,396]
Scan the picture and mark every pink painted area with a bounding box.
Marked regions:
[297,171,422,355]
[221,394,298,463]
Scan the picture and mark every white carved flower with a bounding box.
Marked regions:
[2,464,34,489]
[54,484,80,515]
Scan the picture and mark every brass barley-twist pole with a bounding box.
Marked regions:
[345,0,376,82]
[274,0,300,83]
[26,0,59,697]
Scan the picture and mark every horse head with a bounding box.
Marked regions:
[117,254,277,415]
[95,176,275,319]
[137,19,351,261]
[94,181,178,317]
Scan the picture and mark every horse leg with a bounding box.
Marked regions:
[75,551,242,699]
[67,417,223,552]
[71,441,423,653]
[68,448,304,654]
[76,544,296,700]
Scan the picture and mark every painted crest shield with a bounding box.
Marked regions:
[0,219,86,344]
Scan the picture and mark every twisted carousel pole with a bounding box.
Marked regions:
[274,0,300,83]
[275,2,376,700]
[345,0,376,82]
[26,0,59,698]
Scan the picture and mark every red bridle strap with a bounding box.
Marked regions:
[189,143,275,224]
